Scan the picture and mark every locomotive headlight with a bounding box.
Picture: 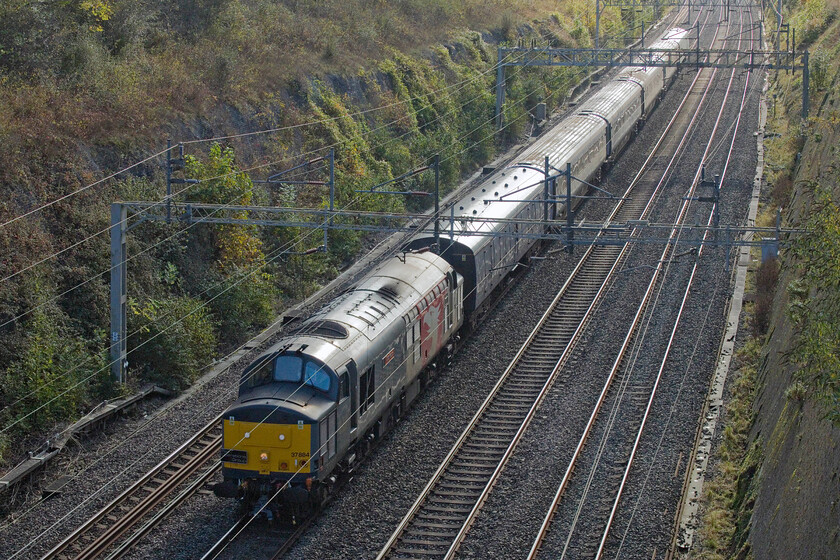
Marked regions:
[260,452,269,463]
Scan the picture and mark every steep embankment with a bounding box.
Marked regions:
[0,1,651,466]
[747,18,840,557]
[690,1,840,558]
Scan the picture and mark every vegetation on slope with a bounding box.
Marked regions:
[769,0,840,426]
[690,340,762,560]
[0,0,650,466]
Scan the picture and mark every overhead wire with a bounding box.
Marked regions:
[615,11,762,553]
[0,148,172,230]
[6,18,677,551]
[204,40,603,556]
[0,22,580,420]
[5,24,623,555]
[0,47,525,232]
[557,6,756,553]
[0,48,542,418]
[3,85,551,559]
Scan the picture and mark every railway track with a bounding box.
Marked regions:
[525,7,757,559]
[43,414,223,560]
[373,15,736,560]
[199,512,312,560]
[35,11,737,560]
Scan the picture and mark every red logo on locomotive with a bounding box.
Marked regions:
[419,291,446,368]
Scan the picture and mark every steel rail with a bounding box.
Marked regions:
[376,143,668,559]
[43,413,224,560]
[592,10,757,558]
[525,6,747,558]
[374,234,611,558]
[103,463,221,560]
[199,517,250,560]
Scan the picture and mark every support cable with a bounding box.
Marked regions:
[0,47,533,231]
[1,94,548,554]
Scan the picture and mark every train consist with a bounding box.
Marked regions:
[214,28,690,518]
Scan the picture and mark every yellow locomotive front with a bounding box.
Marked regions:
[214,349,339,517]
[222,417,313,477]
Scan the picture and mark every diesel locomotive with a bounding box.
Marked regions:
[214,28,690,517]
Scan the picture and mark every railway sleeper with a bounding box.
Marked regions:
[403,529,458,540]
[391,548,447,557]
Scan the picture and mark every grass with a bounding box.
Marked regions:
[689,337,761,560]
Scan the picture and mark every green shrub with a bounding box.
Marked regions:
[0,300,109,438]
[810,48,831,91]
[127,296,218,390]
[203,269,277,344]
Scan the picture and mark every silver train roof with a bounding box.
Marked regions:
[432,27,690,253]
[278,251,452,366]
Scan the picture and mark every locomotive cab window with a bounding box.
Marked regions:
[303,360,332,392]
[274,355,304,383]
[242,354,274,388]
[245,353,336,397]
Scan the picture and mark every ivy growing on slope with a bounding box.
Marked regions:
[788,181,840,425]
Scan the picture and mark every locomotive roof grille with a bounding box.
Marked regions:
[290,320,349,339]
[377,284,399,300]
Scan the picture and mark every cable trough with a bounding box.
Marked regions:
[0,385,171,498]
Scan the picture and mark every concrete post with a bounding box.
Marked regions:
[165,140,172,224]
[802,50,810,122]
[566,162,574,253]
[543,156,550,227]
